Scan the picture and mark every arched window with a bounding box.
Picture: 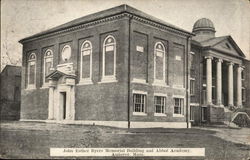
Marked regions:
[43,49,53,85]
[27,53,36,89]
[80,40,92,84]
[153,42,166,85]
[102,35,116,82]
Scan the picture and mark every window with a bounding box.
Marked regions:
[133,94,146,113]
[27,53,36,89]
[174,98,184,116]
[190,78,195,95]
[190,106,195,121]
[154,96,165,114]
[201,107,207,121]
[190,52,194,65]
[153,42,166,85]
[242,88,246,102]
[80,41,92,84]
[242,70,245,80]
[43,49,53,85]
[101,35,116,82]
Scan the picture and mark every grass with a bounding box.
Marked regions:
[0,121,250,159]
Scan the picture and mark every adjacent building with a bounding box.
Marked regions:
[0,65,21,120]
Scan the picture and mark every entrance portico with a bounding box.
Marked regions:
[46,63,76,121]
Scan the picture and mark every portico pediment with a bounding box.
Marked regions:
[200,36,245,58]
[46,70,76,81]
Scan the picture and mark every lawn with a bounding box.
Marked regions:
[0,121,250,159]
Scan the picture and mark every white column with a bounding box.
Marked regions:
[236,65,243,107]
[216,59,223,106]
[48,86,55,120]
[205,56,213,105]
[227,62,234,106]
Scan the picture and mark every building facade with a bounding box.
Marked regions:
[19,5,249,128]
[0,65,21,120]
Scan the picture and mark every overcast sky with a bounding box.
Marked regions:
[1,0,250,70]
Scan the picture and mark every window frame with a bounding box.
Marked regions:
[27,53,36,89]
[190,78,195,96]
[132,90,147,116]
[242,87,246,103]
[201,106,208,122]
[153,42,166,86]
[61,45,72,62]
[100,35,117,83]
[43,49,53,87]
[173,96,185,117]
[190,106,195,121]
[154,93,167,116]
[79,40,93,85]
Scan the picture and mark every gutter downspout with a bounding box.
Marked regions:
[186,36,191,128]
[128,15,132,129]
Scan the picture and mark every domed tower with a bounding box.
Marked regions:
[192,18,216,42]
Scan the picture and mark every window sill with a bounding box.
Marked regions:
[26,86,36,90]
[133,112,147,116]
[152,81,168,87]
[99,77,118,84]
[154,113,167,117]
[173,114,184,117]
[131,78,147,85]
[172,85,185,90]
[40,84,50,89]
[78,79,93,85]
[40,86,49,89]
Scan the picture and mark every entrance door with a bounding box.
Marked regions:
[60,92,67,120]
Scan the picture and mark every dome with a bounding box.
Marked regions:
[193,18,215,32]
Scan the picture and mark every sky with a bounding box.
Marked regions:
[1,0,250,71]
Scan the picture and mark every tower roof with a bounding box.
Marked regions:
[193,18,215,32]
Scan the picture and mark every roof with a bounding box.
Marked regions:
[192,35,246,58]
[193,18,215,32]
[199,36,229,47]
[19,4,193,43]
[1,65,21,74]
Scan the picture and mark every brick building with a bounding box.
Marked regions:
[19,5,249,128]
[0,65,21,120]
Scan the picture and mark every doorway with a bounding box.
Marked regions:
[60,92,67,120]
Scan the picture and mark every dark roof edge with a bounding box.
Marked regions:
[19,4,193,44]
[227,36,246,58]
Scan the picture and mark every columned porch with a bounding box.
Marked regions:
[203,56,243,108]
[201,55,244,123]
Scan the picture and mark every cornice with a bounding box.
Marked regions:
[20,12,192,44]
[132,15,192,37]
